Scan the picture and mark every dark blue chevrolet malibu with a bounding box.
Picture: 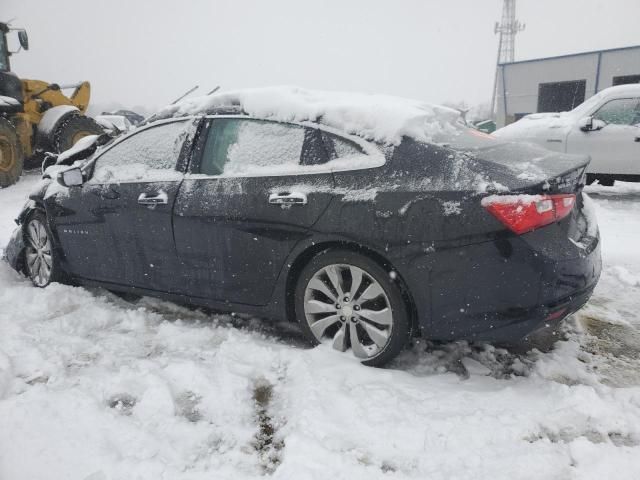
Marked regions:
[4,88,601,366]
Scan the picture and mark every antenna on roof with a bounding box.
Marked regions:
[207,86,221,95]
[491,0,526,119]
[171,85,199,105]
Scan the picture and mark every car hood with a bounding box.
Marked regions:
[493,112,576,142]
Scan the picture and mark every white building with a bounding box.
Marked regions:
[496,45,640,127]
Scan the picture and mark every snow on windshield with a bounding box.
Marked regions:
[152,86,465,146]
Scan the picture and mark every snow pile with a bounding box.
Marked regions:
[153,86,464,145]
[95,115,133,134]
[586,180,640,196]
[0,95,20,108]
[55,134,99,164]
[2,175,640,479]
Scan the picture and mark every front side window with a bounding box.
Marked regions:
[593,98,640,125]
[91,120,192,183]
[200,119,305,176]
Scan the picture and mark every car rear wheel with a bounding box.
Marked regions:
[295,250,410,367]
[24,212,62,287]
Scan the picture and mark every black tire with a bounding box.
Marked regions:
[0,117,24,188]
[23,211,65,287]
[294,249,410,367]
[597,176,615,187]
[52,113,103,153]
[23,150,45,171]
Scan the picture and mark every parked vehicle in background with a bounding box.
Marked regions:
[4,87,601,366]
[95,114,133,136]
[101,109,145,126]
[494,85,640,186]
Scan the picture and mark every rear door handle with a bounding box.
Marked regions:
[138,190,168,207]
[269,192,307,206]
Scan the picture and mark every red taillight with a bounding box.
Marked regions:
[481,194,576,235]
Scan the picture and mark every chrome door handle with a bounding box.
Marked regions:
[138,190,168,206]
[269,192,308,206]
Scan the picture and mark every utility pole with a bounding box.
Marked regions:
[491,0,525,119]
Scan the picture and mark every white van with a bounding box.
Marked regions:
[494,84,640,185]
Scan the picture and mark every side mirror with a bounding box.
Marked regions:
[579,116,606,132]
[17,30,29,51]
[57,167,84,187]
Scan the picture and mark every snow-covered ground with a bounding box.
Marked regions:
[1,174,639,480]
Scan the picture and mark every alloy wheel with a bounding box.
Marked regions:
[303,264,393,359]
[25,218,53,287]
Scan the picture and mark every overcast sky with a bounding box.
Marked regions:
[4,0,640,113]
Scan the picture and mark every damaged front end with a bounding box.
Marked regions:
[3,224,25,271]
[2,200,37,273]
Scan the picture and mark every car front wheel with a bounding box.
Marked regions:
[24,212,62,287]
[295,250,410,367]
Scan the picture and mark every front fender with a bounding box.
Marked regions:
[16,199,37,225]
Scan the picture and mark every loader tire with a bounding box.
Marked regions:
[0,117,24,188]
[52,113,103,153]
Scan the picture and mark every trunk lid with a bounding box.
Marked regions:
[464,141,589,194]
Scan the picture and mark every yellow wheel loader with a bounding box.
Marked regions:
[0,22,103,187]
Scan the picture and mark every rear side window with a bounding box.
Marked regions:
[593,98,640,125]
[200,119,304,176]
[322,132,363,160]
[92,120,192,183]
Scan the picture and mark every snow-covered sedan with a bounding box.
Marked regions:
[4,87,601,366]
[494,84,640,186]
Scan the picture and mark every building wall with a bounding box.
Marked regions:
[599,49,640,89]
[496,46,640,127]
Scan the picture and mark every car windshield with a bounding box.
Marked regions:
[570,90,608,117]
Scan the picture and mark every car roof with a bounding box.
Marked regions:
[598,84,640,99]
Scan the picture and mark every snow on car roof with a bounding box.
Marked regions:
[596,83,640,97]
[150,86,464,145]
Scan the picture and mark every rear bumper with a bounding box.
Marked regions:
[404,226,601,343]
[464,281,597,344]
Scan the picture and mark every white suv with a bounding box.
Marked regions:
[494,84,640,185]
